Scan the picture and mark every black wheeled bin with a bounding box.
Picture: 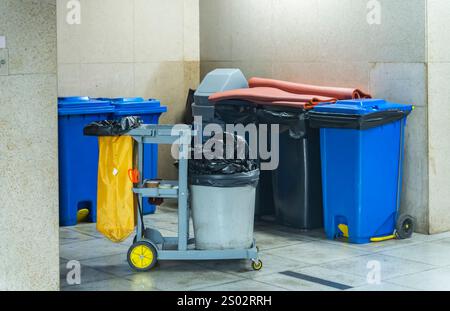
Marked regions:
[216,101,324,229]
[256,104,323,229]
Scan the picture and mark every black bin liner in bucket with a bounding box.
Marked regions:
[189,132,260,188]
[190,171,260,188]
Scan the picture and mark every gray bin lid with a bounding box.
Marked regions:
[194,69,249,106]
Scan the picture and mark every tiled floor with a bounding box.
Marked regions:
[60,205,450,291]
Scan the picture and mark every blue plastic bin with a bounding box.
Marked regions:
[110,98,167,215]
[58,97,115,226]
[309,99,413,244]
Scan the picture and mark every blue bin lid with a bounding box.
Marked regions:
[110,97,161,108]
[313,99,413,115]
[106,97,167,116]
[58,97,114,116]
[113,106,168,116]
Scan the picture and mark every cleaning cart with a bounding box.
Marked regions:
[125,124,262,272]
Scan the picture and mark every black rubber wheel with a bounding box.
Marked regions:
[127,241,158,272]
[396,214,415,240]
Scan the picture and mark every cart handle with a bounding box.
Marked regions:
[128,168,140,184]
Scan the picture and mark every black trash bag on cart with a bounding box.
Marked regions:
[189,132,258,176]
[83,116,142,136]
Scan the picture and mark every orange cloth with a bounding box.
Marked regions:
[248,77,372,100]
[208,87,336,109]
[208,77,371,110]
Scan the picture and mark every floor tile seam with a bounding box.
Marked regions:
[374,252,445,267]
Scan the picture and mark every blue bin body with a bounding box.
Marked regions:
[110,98,167,215]
[312,99,412,244]
[58,97,114,226]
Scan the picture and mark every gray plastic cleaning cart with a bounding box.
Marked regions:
[124,124,262,272]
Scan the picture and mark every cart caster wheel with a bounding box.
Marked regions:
[127,241,157,272]
[252,260,263,271]
[396,214,415,240]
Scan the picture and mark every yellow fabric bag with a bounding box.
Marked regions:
[97,136,136,242]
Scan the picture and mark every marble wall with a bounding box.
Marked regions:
[427,0,450,234]
[57,0,200,179]
[200,0,435,233]
[0,0,59,290]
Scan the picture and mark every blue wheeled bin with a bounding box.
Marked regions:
[309,99,414,244]
[58,97,114,226]
[110,98,167,215]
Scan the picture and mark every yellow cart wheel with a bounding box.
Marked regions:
[127,241,157,272]
[252,260,263,271]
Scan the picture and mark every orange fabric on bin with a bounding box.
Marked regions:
[248,77,372,100]
[208,87,336,107]
[209,77,371,110]
[256,100,336,110]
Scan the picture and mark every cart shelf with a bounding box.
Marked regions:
[133,180,180,199]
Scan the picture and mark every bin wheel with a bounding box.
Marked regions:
[252,260,263,271]
[127,241,157,272]
[396,214,415,240]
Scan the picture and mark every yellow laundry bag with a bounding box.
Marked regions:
[97,136,136,242]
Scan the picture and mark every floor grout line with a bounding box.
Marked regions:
[380,280,422,291]
[62,228,105,240]
[375,252,441,268]
[192,279,251,291]
[382,266,441,284]
[250,278,291,291]
[61,265,120,290]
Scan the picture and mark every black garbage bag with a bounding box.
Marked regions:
[184,89,196,125]
[256,105,307,139]
[189,132,258,176]
[214,100,258,125]
[215,100,307,139]
[84,116,142,136]
[189,158,258,175]
[190,170,260,188]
